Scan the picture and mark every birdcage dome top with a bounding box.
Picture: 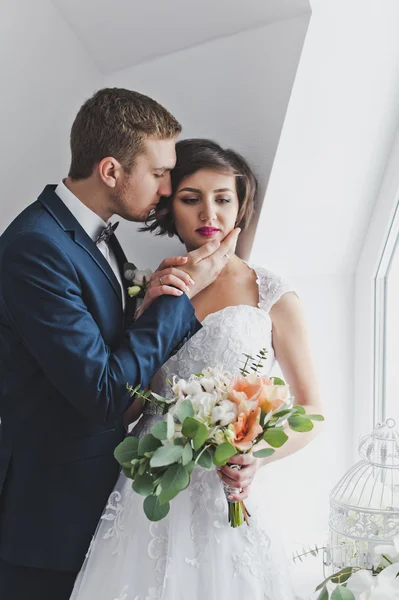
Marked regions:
[330,419,399,510]
[358,419,399,467]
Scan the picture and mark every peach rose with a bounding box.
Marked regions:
[228,389,258,415]
[229,373,290,415]
[233,407,263,451]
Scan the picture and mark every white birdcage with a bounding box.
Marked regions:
[325,419,399,573]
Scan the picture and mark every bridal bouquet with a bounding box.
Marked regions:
[114,350,323,527]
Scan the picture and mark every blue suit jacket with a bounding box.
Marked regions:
[0,185,201,571]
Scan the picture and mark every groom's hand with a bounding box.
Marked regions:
[183,228,241,299]
[136,256,195,317]
[136,228,240,316]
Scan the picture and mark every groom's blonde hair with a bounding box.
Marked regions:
[68,88,181,180]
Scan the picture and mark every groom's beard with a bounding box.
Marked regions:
[110,188,158,223]
[126,206,157,223]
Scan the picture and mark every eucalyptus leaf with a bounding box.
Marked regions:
[151,421,168,441]
[316,568,356,592]
[263,428,289,448]
[150,444,183,468]
[173,437,187,446]
[317,586,329,600]
[262,409,274,427]
[272,409,294,419]
[182,443,193,466]
[167,413,175,439]
[213,442,237,466]
[193,422,209,451]
[114,436,139,464]
[331,568,357,585]
[253,448,275,458]
[293,405,306,414]
[186,460,196,474]
[176,399,194,424]
[182,417,209,450]
[270,376,286,385]
[122,466,133,479]
[143,494,170,521]
[132,473,154,497]
[138,459,148,476]
[308,414,325,422]
[196,447,213,469]
[182,417,201,439]
[330,588,355,600]
[288,415,314,432]
[121,461,133,469]
[138,434,162,456]
[158,464,190,504]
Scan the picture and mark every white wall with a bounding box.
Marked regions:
[0,0,101,231]
[104,15,310,267]
[251,0,399,278]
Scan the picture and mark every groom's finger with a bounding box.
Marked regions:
[210,228,241,265]
[188,228,240,268]
[157,256,188,272]
[187,239,221,264]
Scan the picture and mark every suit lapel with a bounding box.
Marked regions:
[109,234,137,327]
[38,185,123,306]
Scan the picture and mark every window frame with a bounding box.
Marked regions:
[354,124,399,460]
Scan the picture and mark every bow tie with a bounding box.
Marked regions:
[95,221,119,246]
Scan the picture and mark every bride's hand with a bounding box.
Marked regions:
[217,453,261,502]
[122,397,145,428]
[136,256,195,317]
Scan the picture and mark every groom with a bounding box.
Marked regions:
[0,88,239,599]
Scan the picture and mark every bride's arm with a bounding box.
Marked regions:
[258,291,323,464]
[122,393,146,428]
[219,292,323,501]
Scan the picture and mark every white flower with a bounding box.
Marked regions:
[199,377,216,393]
[133,269,153,286]
[190,392,217,424]
[346,570,374,598]
[172,377,187,398]
[213,429,226,445]
[184,381,203,397]
[224,425,235,443]
[211,400,237,426]
[346,564,399,599]
[373,536,399,570]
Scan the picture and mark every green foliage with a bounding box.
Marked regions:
[143,495,170,521]
[213,442,237,466]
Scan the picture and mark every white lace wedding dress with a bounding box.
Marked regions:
[70,266,296,600]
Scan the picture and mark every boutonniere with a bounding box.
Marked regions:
[124,262,153,299]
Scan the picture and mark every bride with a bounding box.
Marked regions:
[70,139,322,600]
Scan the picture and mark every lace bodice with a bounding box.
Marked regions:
[149,264,294,405]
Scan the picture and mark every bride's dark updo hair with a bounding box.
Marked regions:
[141,138,258,238]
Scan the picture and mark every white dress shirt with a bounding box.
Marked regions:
[55,181,125,310]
